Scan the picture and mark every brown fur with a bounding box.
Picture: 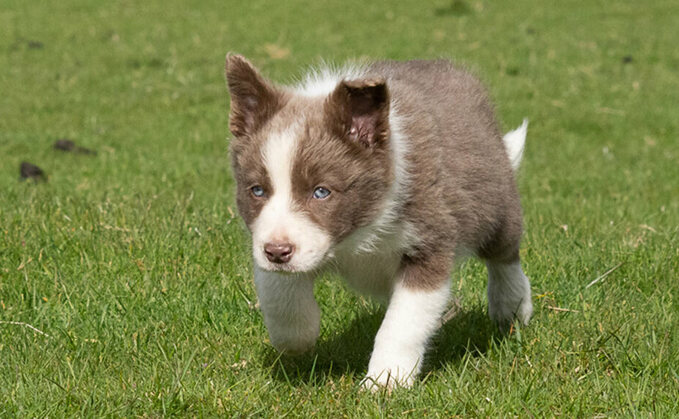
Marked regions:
[225,54,288,138]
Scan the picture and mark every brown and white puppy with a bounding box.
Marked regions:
[225,54,533,389]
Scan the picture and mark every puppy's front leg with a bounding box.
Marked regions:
[363,260,451,389]
[254,266,320,355]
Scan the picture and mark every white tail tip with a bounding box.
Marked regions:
[502,119,528,171]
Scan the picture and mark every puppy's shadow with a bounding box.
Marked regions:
[423,305,501,375]
[263,304,500,385]
[262,308,382,385]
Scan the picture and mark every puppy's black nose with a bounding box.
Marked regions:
[264,242,295,264]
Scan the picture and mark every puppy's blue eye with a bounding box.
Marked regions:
[313,187,331,200]
[251,185,265,197]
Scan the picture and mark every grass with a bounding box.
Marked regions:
[1,0,678,416]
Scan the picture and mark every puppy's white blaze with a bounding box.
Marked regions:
[252,128,332,272]
[502,119,529,171]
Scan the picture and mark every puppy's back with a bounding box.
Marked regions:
[367,60,522,262]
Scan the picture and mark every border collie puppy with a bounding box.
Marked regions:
[225,54,532,389]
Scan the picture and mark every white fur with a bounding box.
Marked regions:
[254,267,320,354]
[294,64,367,97]
[252,127,333,272]
[486,260,533,329]
[334,235,403,301]
[362,279,451,390]
[502,119,528,171]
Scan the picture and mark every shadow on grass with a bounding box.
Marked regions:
[423,306,501,375]
[263,304,501,386]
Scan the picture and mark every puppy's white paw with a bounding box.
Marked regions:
[361,355,419,391]
[267,317,320,356]
[360,372,414,392]
[486,260,533,331]
[490,295,533,331]
[270,338,316,356]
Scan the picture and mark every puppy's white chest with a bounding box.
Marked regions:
[332,223,418,299]
[335,231,404,302]
[334,249,402,300]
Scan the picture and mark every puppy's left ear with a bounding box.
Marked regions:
[225,53,283,137]
[325,79,390,148]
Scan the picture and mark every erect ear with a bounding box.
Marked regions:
[225,53,283,137]
[325,78,390,148]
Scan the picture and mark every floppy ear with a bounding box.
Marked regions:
[225,54,283,137]
[325,78,390,148]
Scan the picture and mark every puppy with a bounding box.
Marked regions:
[225,54,533,389]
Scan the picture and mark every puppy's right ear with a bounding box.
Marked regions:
[225,54,283,137]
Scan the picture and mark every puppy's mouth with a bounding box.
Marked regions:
[253,248,332,275]
[258,261,301,274]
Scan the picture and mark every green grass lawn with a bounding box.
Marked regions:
[2,0,678,416]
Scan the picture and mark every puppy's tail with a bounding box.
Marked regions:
[502,119,528,171]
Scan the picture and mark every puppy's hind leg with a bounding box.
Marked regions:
[479,194,533,331]
[486,259,533,331]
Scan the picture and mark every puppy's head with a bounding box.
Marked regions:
[225,54,394,273]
